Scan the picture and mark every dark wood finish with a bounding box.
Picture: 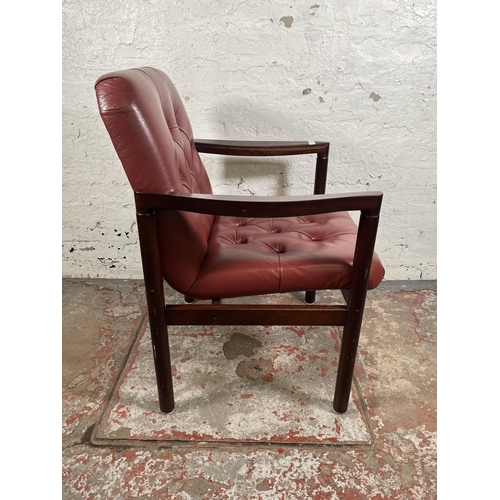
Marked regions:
[165,304,349,326]
[194,139,329,157]
[333,212,381,413]
[313,143,329,195]
[307,143,330,304]
[136,210,175,414]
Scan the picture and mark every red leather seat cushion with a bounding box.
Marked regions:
[186,212,385,299]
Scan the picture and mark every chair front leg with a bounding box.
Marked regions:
[137,210,175,414]
[332,305,365,413]
[333,211,379,413]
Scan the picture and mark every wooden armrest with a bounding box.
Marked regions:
[194,139,329,157]
[195,139,330,196]
[134,191,383,218]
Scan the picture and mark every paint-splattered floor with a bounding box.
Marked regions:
[62,279,437,499]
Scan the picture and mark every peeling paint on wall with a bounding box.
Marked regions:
[279,16,294,28]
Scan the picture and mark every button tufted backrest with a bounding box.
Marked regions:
[95,67,214,293]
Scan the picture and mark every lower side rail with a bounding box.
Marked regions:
[164,304,349,326]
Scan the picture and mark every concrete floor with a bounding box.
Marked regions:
[62,279,437,499]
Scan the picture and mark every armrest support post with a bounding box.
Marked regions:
[314,144,329,195]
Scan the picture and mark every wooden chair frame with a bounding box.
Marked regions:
[134,140,382,414]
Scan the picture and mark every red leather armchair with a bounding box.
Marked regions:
[95,67,384,415]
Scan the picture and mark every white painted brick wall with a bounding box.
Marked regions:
[62,0,436,280]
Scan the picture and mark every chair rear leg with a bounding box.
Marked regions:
[305,291,316,304]
[137,210,175,414]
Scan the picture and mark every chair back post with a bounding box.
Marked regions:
[333,205,381,413]
[136,206,175,413]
